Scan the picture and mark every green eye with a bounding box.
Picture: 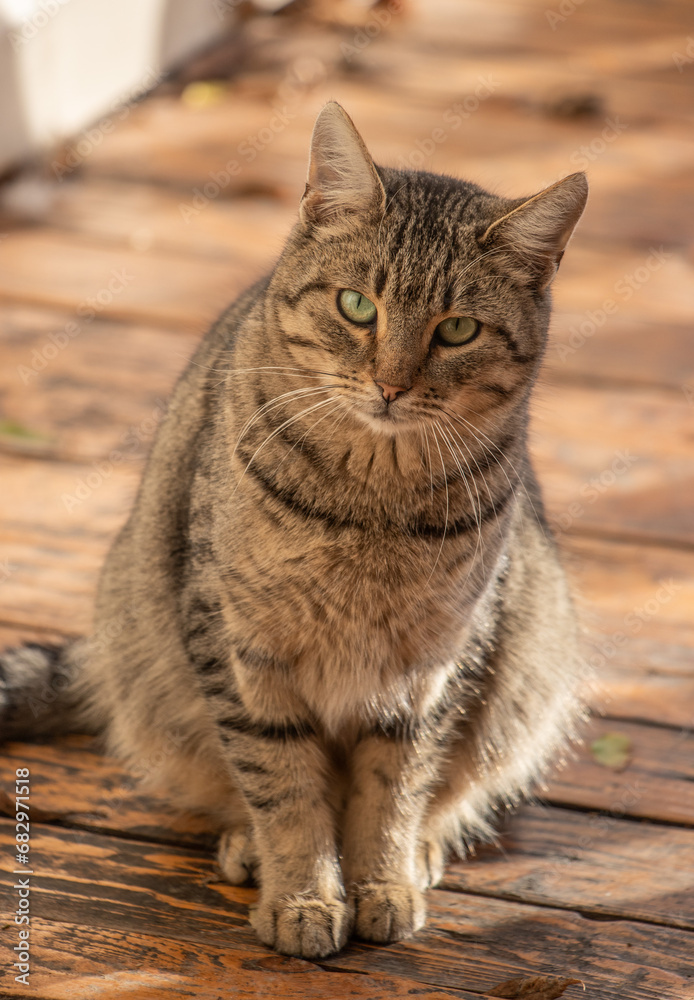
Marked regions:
[434,316,480,346]
[337,289,377,325]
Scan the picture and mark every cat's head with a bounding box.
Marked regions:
[266,101,587,438]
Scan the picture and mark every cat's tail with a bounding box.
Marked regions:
[0,640,97,740]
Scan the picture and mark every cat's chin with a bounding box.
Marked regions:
[351,405,419,437]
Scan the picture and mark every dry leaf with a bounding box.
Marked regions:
[590,731,632,770]
[486,975,583,998]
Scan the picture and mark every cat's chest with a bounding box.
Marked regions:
[223,522,487,675]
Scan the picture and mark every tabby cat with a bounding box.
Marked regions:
[1,102,588,959]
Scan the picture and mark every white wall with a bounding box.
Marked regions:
[0,0,232,172]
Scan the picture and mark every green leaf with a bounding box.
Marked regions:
[0,419,50,441]
[590,731,632,770]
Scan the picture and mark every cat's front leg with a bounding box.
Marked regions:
[341,723,443,943]
[215,693,350,958]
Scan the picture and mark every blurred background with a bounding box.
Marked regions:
[0,2,693,997]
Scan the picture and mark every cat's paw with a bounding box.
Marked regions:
[217,826,257,885]
[352,880,426,943]
[416,838,445,889]
[251,893,352,959]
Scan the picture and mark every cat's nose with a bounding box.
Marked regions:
[375,381,409,403]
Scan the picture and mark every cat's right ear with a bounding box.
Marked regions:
[299,102,386,227]
[481,172,588,291]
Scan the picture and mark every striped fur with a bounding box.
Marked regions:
[0,103,588,958]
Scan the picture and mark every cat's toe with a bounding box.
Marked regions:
[417,838,445,889]
[251,894,352,959]
[217,826,257,885]
[352,880,426,943]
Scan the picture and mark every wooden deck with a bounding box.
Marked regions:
[1,1,693,996]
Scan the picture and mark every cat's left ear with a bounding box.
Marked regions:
[481,172,588,291]
[299,101,386,227]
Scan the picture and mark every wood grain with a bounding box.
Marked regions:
[0,918,473,1000]
[0,0,693,994]
[442,803,694,930]
[0,822,691,1000]
[546,718,694,826]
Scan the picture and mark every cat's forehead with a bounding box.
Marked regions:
[365,170,499,305]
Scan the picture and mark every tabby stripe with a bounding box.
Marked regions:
[243,449,515,538]
[372,265,387,298]
[202,683,230,698]
[235,645,289,671]
[218,714,315,740]
[479,382,519,399]
[234,759,270,776]
[285,336,321,350]
[242,791,286,811]
[410,481,515,537]
[194,657,226,676]
[282,280,331,308]
[497,327,535,364]
[456,426,522,477]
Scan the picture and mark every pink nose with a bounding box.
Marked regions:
[375,381,409,403]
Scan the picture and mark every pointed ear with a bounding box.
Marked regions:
[299,102,386,227]
[481,172,588,290]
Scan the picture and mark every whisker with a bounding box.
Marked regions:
[420,424,435,505]
[273,399,345,475]
[436,420,485,580]
[441,407,531,525]
[233,395,341,495]
[422,422,449,586]
[233,385,336,458]
[187,360,346,381]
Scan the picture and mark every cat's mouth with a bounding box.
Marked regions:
[350,396,419,435]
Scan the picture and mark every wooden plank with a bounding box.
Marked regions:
[0,919,472,1000]
[442,803,694,930]
[0,821,691,1000]
[77,82,694,249]
[0,305,196,461]
[563,535,694,650]
[5,178,297,264]
[0,456,136,633]
[0,229,257,330]
[532,382,694,546]
[0,737,216,848]
[547,313,694,391]
[1,454,692,719]
[546,718,694,827]
[588,635,694,729]
[2,737,693,931]
[3,312,694,547]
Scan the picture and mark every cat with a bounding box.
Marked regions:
[0,101,588,959]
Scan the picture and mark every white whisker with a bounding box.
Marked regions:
[233,395,341,496]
